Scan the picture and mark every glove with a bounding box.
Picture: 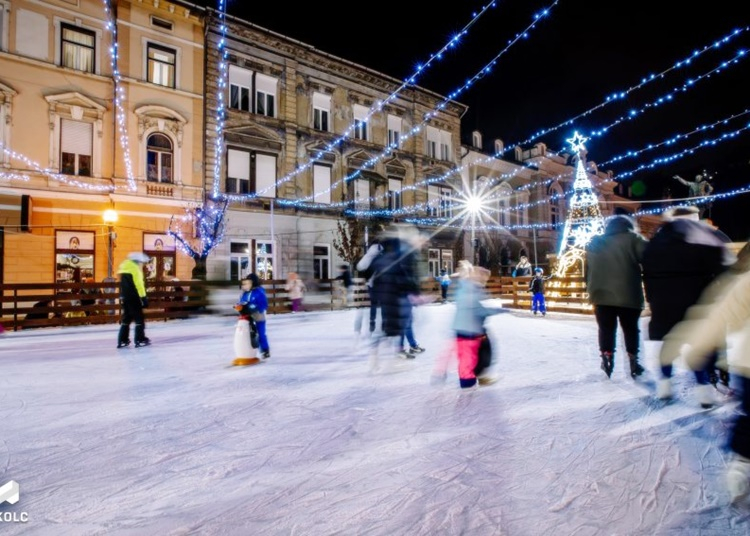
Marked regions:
[141,297,149,308]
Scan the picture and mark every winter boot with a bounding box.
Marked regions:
[117,325,131,348]
[600,351,614,379]
[628,353,645,379]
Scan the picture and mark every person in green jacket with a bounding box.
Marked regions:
[117,252,151,348]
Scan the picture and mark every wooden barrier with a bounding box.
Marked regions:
[0,273,593,332]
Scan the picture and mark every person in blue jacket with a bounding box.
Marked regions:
[237,273,271,358]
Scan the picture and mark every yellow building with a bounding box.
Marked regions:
[0,0,205,285]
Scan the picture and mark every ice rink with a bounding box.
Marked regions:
[1,302,749,535]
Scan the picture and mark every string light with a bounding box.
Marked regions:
[224,0,560,203]
[102,0,137,192]
[504,26,749,152]
[211,0,229,199]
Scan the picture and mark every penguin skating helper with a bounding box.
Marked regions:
[232,306,261,367]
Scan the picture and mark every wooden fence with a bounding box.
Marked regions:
[0,275,592,332]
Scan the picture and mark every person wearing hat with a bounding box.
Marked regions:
[117,252,151,348]
[529,267,553,316]
[237,273,271,358]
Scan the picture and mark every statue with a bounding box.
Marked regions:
[673,171,714,217]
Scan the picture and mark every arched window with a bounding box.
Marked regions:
[147,133,173,183]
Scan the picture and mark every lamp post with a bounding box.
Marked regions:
[103,209,118,279]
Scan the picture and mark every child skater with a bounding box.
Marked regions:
[529,267,553,316]
[237,274,271,359]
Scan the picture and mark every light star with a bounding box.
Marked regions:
[566,131,589,153]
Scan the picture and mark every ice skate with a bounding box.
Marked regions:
[695,384,717,409]
[628,353,645,379]
[117,340,131,349]
[656,378,673,400]
[600,352,613,379]
[477,375,498,385]
[135,338,151,348]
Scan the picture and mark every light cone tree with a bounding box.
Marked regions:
[555,132,605,277]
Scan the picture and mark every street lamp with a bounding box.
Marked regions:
[103,209,118,279]
[465,193,482,266]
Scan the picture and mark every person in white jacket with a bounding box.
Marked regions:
[677,269,750,502]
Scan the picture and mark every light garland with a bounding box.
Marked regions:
[211,0,229,199]
[504,26,749,153]
[224,0,559,203]
[102,0,137,192]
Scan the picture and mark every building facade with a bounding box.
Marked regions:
[0,0,205,285]
[202,11,467,284]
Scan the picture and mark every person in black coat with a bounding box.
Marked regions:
[642,206,735,403]
[367,230,421,372]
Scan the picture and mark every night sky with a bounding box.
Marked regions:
[209,0,749,239]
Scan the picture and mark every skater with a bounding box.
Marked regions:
[677,268,750,502]
[366,227,421,372]
[437,267,451,303]
[117,252,151,348]
[237,274,271,359]
[356,240,384,335]
[450,261,503,389]
[529,267,553,316]
[335,264,354,306]
[584,215,648,379]
[284,272,306,313]
[642,206,734,405]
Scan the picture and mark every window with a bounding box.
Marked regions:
[313,164,331,204]
[151,16,174,31]
[147,43,176,88]
[229,65,251,112]
[388,178,402,211]
[352,179,370,209]
[427,185,453,218]
[146,133,173,183]
[227,148,250,194]
[229,241,251,281]
[55,231,95,283]
[313,92,330,131]
[313,244,330,280]
[352,104,368,141]
[426,126,439,158]
[549,183,564,226]
[472,131,482,149]
[254,73,276,118]
[226,148,277,197]
[255,241,274,280]
[60,119,92,176]
[0,2,5,52]
[387,115,402,148]
[144,233,176,281]
[60,23,95,73]
[440,130,452,161]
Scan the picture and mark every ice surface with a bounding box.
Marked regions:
[1,302,749,535]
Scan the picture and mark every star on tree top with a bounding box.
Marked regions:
[566,131,589,154]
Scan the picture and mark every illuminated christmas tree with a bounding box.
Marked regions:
[168,197,229,280]
[554,132,605,276]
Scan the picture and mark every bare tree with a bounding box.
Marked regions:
[168,197,229,280]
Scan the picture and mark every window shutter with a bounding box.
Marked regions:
[255,153,277,198]
[61,119,92,155]
[313,164,331,204]
[227,149,250,179]
[255,73,277,95]
[313,92,330,109]
[229,65,253,88]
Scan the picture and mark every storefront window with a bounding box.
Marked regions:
[55,230,95,283]
[143,233,176,281]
